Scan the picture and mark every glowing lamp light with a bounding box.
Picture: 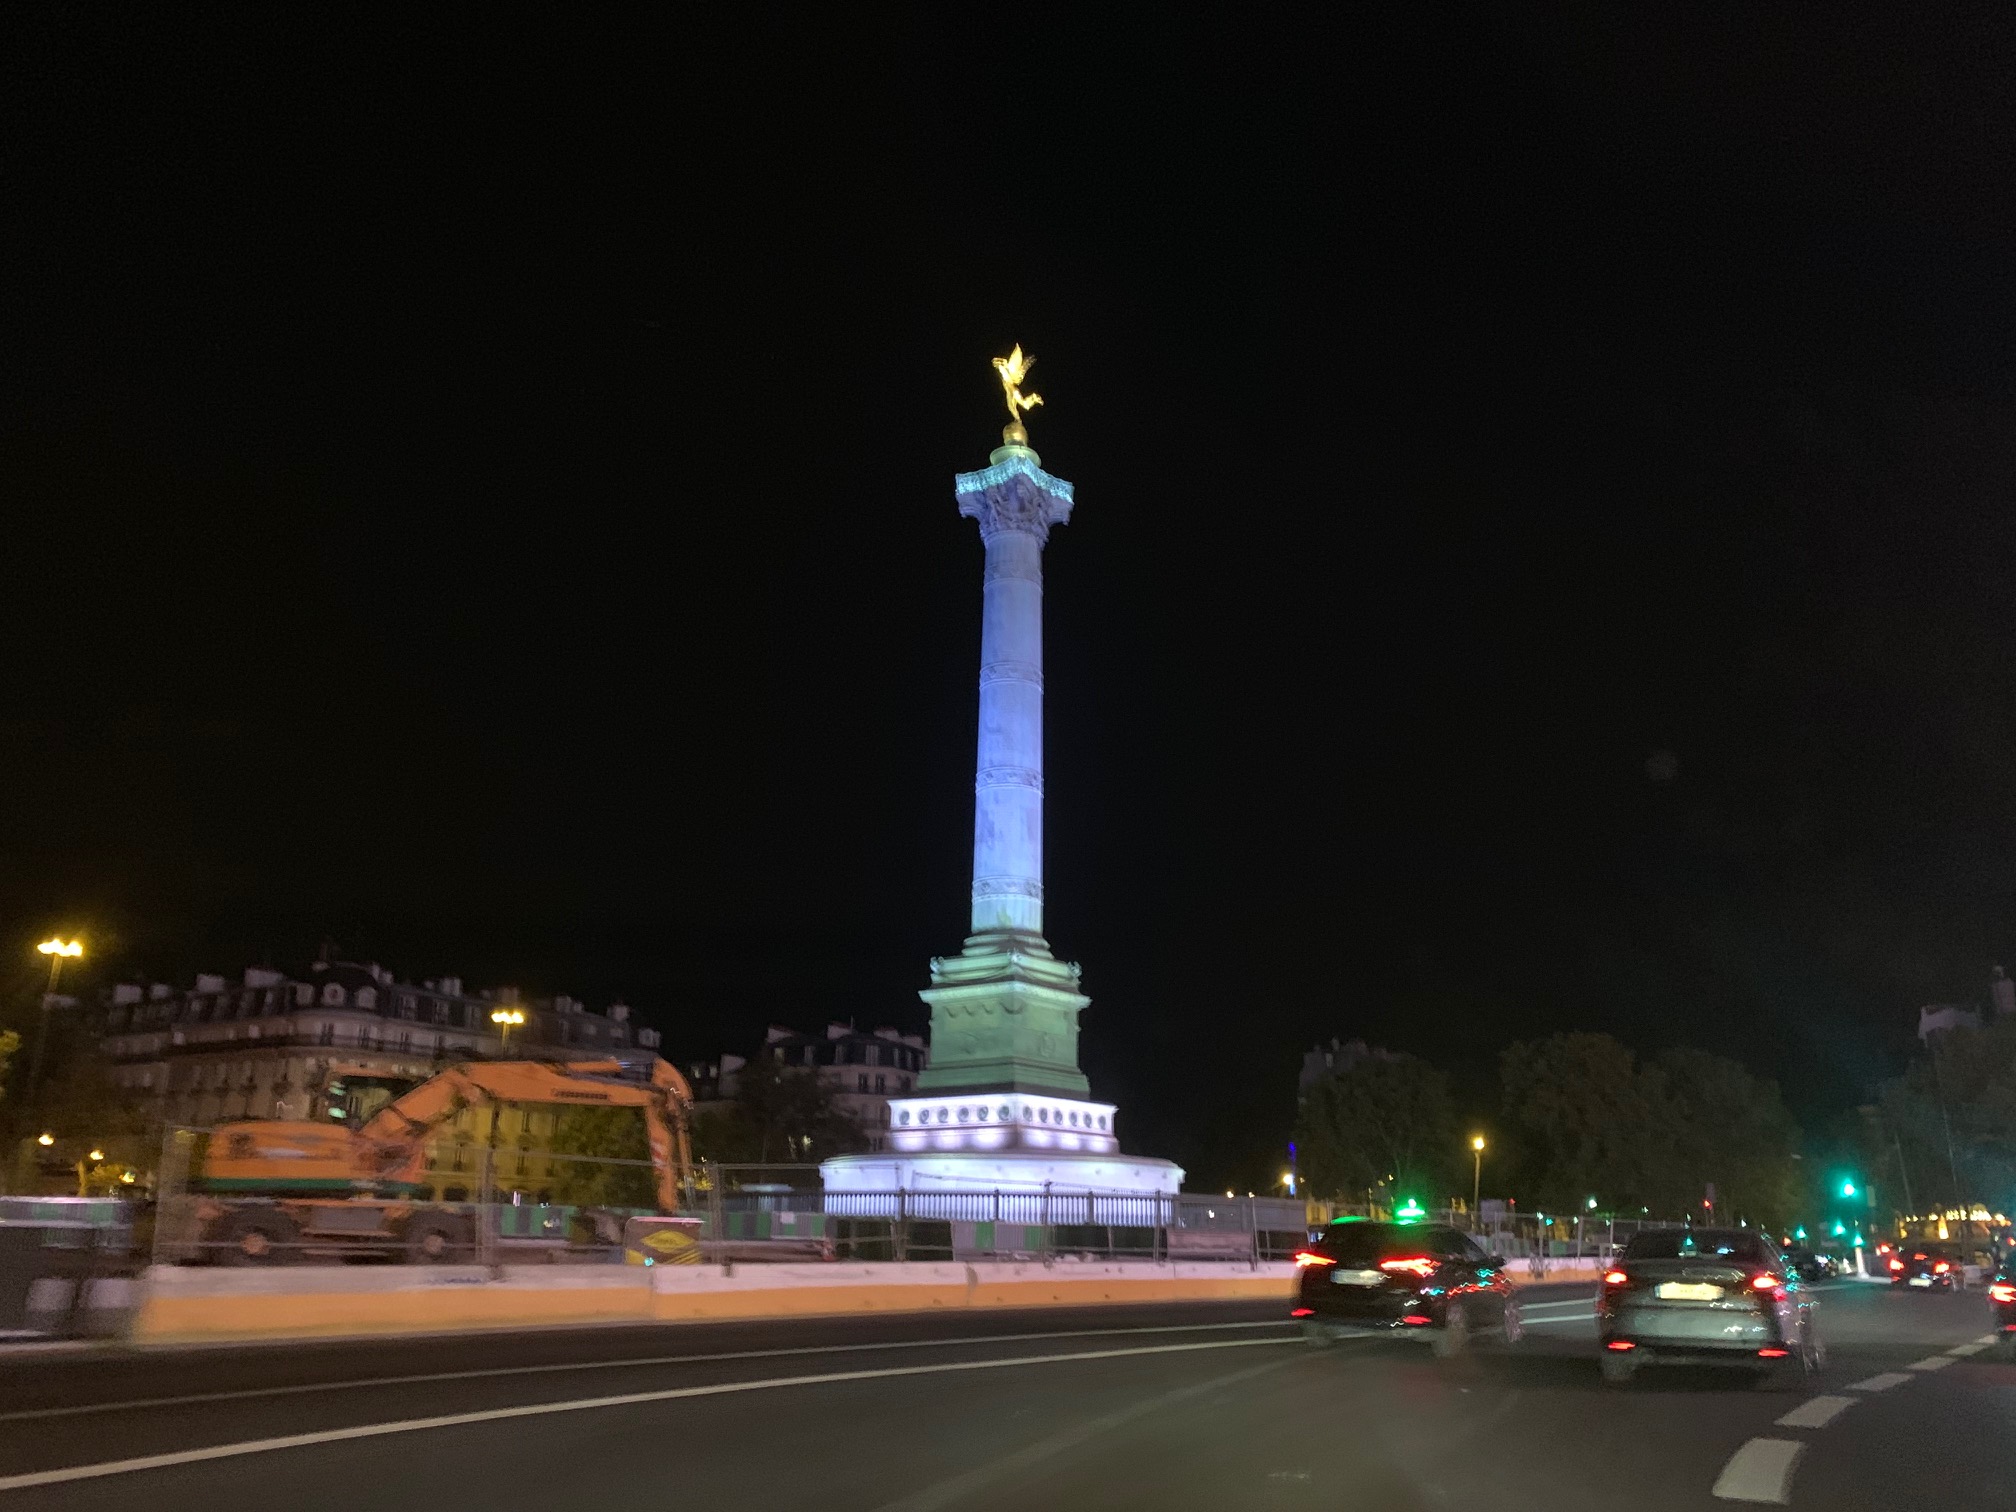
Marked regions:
[119,1171,135,1185]
[36,1133,54,1147]
[1471,1136,1485,1152]
[1395,1197,1426,1223]
[87,1149,104,1162]
[37,939,83,959]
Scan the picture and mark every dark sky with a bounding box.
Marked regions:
[7,11,2016,1187]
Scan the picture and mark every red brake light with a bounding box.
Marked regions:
[1750,1274,1782,1291]
[1401,1313,1432,1325]
[1757,1347,1789,1358]
[1605,1340,1636,1351]
[1379,1256,1437,1277]
[1294,1251,1336,1268]
[1603,1269,1629,1286]
[1889,1258,1904,1271]
[1934,1262,1951,1274]
[1988,1283,2015,1303]
[1290,1307,1314,1317]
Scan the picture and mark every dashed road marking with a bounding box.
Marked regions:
[1712,1438,1804,1503]
[1947,1342,1988,1356]
[1848,1372,1912,1391]
[1774,1395,1857,1429]
[1908,1355,1954,1371]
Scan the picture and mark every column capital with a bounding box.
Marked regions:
[955,448,1075,544]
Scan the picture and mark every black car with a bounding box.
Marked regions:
[1778,1242,1832,1283]
[1292,1220,1521,1357]
[1989,1269,2016,1357]
[1597,1227,1821,1385]
[1889,1244,1963,1291]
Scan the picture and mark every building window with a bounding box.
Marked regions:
[318,1023,335,1046]
[321,984,345,1007]
[858,1073,869,1092]
[355,987,377,1011]
[294,984,313,1006]
[875,1073,886,1093]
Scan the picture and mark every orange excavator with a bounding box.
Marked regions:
[190,1057,694,1264]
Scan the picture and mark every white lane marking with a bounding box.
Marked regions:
[1947,1342,1989,1356]
[1981,1333,2000,1345]
[1908,1355,1954,1371]
[1711,1438,1804,1503]
[1774,1395,1857,1429]
[867,1354,1298,1512]
[0,1318,1296,1425]
[1848,1372,1912,1391]
[0,1336,1302,1493]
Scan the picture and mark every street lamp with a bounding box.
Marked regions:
[30,938,83,1104]
[36,1133,54,1147]
[490,1006,525,1053]
[1470,1136,1486,1223]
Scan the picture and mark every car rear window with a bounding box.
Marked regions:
[1622,1229,1774,1266]
[1311,1223,1443,1265]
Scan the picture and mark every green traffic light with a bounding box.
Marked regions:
[1395,1196,1426,1223]
[1840,1179,1857,1198]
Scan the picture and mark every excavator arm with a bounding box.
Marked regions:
[354,1057,695,1209]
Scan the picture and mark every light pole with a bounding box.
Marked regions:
[490,1006,525,1055]
[30,939,83,1105]
[1470,1136,1486,1226]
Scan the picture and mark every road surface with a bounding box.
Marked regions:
[0,1278,2005,1509]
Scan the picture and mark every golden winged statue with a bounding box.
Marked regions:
[992,344,1043,441]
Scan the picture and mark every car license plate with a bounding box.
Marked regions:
[1655,1282,1721,1301]
[1909,1276,1932,1287]
[1332,1269,1383,1286]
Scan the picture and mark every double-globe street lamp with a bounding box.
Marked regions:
[491,1005,525,1053]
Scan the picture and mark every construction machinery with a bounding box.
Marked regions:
[187,1057,693,1264]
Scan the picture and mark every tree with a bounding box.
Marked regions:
[546,1104,660,1209]
[1295,1051,1459,1203]
[1499,1033,1802,1226]
[692,1052,867,1166]
[1647,1047,1802,1228]
[1500,1033,1659,1212]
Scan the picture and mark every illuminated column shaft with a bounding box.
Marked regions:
[956,445,1075,937]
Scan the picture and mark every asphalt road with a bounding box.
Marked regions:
[0,1278,2006,1509]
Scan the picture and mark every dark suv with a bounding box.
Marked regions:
[1889,1244,1963,1291]
[1292,1220,1520,1357]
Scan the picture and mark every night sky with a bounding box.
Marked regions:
[8,13,2016,1186]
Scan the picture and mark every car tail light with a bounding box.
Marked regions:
[1989,1283,2016,1303]
[1379,1256,1437,1278]
[1757,1348,1789,1358]
[1888,1258,1904,1271]
[1602,1269,1629,1286]
[1293,1251,1336,1268]
[1605,1340,1636,1351]
[1934,1262,1951,1275]
[1291,1307,1314,1317]
[1402,1314,1432,1325]
[1750,1274,1782,1291]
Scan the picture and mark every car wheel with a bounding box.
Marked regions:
[1432,1302,1470,1359]
[1500,1297,1524,1348]
[1301,1321,1335,1349]
[402,1212,474,1264]
[216,1209,299,1266]
[1799,1315,1827,1374]
[1599,1350,1637,1386]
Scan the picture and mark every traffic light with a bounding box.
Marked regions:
[1839,1178,1857,1199]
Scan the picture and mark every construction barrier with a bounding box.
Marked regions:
[129,1259,1302,1344]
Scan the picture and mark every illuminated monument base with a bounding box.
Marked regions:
[822,374,1184,1204]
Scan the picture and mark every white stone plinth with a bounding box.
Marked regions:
[821,1149,1183,1198]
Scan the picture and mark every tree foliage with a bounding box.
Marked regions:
[546,1104,660,1209]
[1294,1051,1458,1201]
[1872,1017,2016,1217]
[690,1052,867,1166]
[1498,1032,1801,1225]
